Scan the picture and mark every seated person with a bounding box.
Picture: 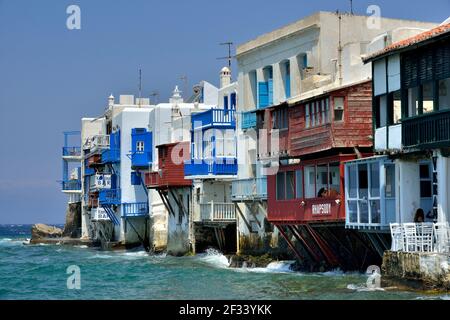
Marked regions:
[317,188,328,198]
[414,208,425,223]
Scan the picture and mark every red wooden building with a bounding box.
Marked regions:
[145,142,192,190]
[256,80,375,269]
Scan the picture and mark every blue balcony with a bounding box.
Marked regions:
[99,189,121,205]
[63,147,81,157]
[241,111,257,130]
[62,180,82,191]
[232,177,267,201]
[122,202,149,218]
[102,149,120,164]
[184,158,237,177]
[192,109,236,130]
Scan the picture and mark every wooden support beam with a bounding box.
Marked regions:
[275,225,305,261]
[244,203,261,228]
[289,225,321,263]
[235,203,252,232]
[303,224,340,267]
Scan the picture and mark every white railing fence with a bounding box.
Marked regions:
[390,222,450,254]
[200,202,236,222]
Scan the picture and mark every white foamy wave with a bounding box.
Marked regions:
[121,251,149,258]
[0,238,26,247]
[347,283,385,292]
[88,253,115,259]
[246,261,296,274]
[75,245,88,249]
[199,249,230,268]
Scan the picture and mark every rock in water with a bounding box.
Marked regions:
[62,202,81,238]
[31,224,63,240]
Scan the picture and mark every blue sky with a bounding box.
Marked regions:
[0,0,448,224]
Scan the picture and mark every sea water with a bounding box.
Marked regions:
[0,225,446,300]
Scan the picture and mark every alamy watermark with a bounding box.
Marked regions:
[66,265,81,290]
[66,5,81,30]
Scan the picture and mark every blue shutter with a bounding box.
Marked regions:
[258,82,269,109]
[268,79,273,106]
[285,74,291,99]
[230,93,236,110]
[224,95,229,110]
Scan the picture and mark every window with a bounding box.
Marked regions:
[392,90,402,123]
[408,86,420,117]
[370,163,380,198]
[305,104,310,128]
[272,108,288,130]
[223,95,229,110]
[316,164,328,197]
[420,163,432,198]
[276,172,285,200]
[230,93,237,110]
[295,170,303,198]
[439,78,450,110]
[423,82,435,114]
[385,165,396,198]
[136,141,145,152]
[334,97,344,122]
[358,164,368,199]
[321,100,326,125]
[329,163,340,195]
[348,165,357,198]
[376,95,388,128]
[304,166,316,198]
[286,171,295,200]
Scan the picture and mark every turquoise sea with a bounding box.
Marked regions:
[0,224,448,300]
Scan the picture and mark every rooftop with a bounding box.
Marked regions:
[363,22,450,62]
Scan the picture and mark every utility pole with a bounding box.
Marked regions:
[350,0,354,15]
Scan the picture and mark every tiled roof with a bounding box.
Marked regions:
[363,23,450,62]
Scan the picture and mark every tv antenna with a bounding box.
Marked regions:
[350,0,354,15]
[217,42,234,69]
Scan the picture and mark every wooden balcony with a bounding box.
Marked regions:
[402,109,450,149]
[232,177,267,201]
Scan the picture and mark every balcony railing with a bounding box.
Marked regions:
[62,147,81,157]
[91,207,110,221]
[84,135,110,152]
[199,202,236,222]
[241,111,257,130]
[62,180,82,191]
[122,202,149,218]
[184,158,237,177]
[99,189,121,205]
[402,109,450,149]
[232,177,267,201]
[192,109,236,130]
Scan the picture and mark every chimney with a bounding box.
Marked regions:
[220,67,231,88]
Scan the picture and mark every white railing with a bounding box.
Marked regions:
[91,207,110,222]
[84,135,110,151]
[390,222,450,254]
[200,202,236,222]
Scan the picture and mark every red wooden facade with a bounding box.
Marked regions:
[267,154,357,224]
[263,81,374,224]
[87,154,102,167]
[145,142,192,190]
[256,81,373,159]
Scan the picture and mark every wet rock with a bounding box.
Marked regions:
[228,254,276,268]
[62,202,81,238]
[31,224,63,240]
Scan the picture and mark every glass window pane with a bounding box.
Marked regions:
[385,165,396,198]
[348,165,357,198]
[316,164,328,197]
[334,97,344,122]
[439,78,450,110]
[358,164,368,198]
[393,90,402,123]
[276,172,285,200]
[359,200,369,223]
[348,201,358,223]
[329,162,340,197]
[370,200,381,224]
[423,82,434,114]
[370,163,380,198]
[420,181,432,198]
[408,86,420,117]
[286,171,295,200]
[296,170,303,198]
[304,166,316,198]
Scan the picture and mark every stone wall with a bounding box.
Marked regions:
[62,202,82,238]
[382,251,450,291]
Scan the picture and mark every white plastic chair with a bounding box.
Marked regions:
[434,222,450,253]
[403,223,418,252]
[390,223,405,252]
[416,223,434,252]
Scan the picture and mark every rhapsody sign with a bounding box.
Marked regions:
[311,203,332,215]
